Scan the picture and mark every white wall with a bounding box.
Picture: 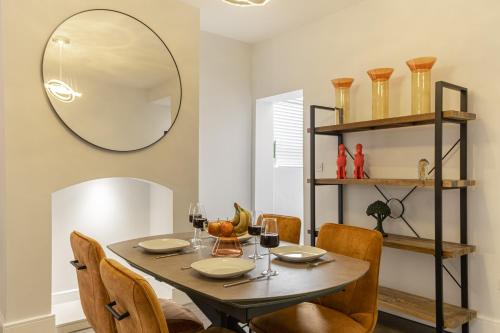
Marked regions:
[199,32,252,218]
[254,100,274,213]
[252,0,500,331]
[274,167,303,221]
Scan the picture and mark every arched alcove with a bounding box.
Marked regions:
[51,177,174,328]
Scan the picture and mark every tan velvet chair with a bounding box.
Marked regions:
[250,223,383,333]
[71,231,208,333]
[70,231,117,333]
[262,214,301,244]
[100,258,234,333]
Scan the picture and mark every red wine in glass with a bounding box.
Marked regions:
[260,233,280,248]
[248,225,262,236]
[189,213,201,224]
[193,217,206,229]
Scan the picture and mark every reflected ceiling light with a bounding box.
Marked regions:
[222,0,270,6]
[45,79,82,103]
[52,36,70,46]
[44,36,82,103]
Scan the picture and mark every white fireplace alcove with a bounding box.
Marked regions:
[51,177,174,329]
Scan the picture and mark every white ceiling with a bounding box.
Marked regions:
[180,0,364,44]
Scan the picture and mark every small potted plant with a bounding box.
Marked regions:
[366,200,391,237]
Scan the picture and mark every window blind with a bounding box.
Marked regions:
[273,97,304,168]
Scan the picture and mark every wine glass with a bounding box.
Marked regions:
[248,211,263,260]
[260,218,279,276]
[188,203,196,243]
[191,203,207,249]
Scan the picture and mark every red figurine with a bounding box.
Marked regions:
[354,143,365,179]
[337,144,347,179]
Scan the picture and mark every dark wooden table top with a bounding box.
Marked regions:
[108,232,369,309]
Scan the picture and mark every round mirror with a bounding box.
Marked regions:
[42,10,182,151]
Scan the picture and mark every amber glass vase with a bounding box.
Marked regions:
[406,57,437,115]
[331,78,354,124]
[367,68,393,120]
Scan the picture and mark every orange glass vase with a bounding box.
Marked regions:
[406,57,437,115]
[331,77,354,124]
[367,68,393,120]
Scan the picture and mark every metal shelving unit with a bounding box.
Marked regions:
[308,81,476,333]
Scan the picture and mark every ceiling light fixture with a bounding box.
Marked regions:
[222,0,270,6]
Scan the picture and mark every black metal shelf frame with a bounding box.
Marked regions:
[309,81,471,333]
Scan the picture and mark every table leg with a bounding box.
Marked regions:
[188,294,247,332]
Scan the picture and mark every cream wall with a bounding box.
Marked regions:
[252,0,500,331]
[0,0,199,332]
[0,0,6,326]
[199,32,252,217]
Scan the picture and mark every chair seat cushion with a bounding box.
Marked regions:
[159,299,204,333]
[250,302,366,333]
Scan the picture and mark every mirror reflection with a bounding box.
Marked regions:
[43,10,182,151]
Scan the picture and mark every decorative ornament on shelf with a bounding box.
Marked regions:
[222,0,270,6]
[367,68,394,120]
[331,78,354,124]
[406,57,437,115]
[337,144,347,179]
[418,158,430,180]
[366,200,391,237]
[353,144,365,179]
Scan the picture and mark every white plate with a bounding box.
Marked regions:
[208,233,253,243]
[191,258,256,279]
[271,245,327,262]
[138,238,190,254]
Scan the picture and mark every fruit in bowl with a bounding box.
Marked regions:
[220,221,234,237]
[231,203,250,236]
[208,221,222,237]
[207,203,251,238]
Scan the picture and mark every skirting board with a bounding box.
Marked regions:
[56,319,89,333]
[2,314,55,333]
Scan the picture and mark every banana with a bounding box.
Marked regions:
[234,210,249,236]
[231,203,241,226]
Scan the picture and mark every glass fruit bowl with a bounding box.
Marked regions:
[211,236,243,257]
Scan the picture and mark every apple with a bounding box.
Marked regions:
[220,221,234,237]
[208,222,221,237]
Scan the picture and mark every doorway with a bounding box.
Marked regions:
[254,90,304,241]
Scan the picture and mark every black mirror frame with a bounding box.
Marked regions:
[41,9,183,152]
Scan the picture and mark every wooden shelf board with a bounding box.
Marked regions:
[384,234,475,259]
[308,230,475,259]
[378,287,477,329]
[308,178,475,188]
[307,111,476,135]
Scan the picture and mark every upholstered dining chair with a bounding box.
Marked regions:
[250,223,383,333]
[70,231,208,333]
[70,231,117,333]
[100,257,234,333]
[261,214,301,244]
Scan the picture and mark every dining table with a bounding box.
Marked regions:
[108,232,370,333]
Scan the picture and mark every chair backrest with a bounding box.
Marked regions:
[262,214,301,244]
[315,223,382,332]
[100,258,170,333]
[70,231,117,333]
